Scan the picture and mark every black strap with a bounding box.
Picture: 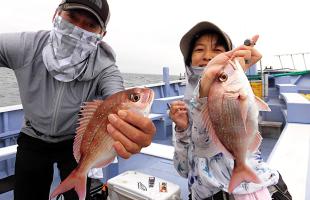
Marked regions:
[0,175,15,194]
[189,191,230,200]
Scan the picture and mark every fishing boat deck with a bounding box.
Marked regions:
[268,123,310,200]
[0,136,277,200]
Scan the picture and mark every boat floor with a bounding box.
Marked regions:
[0,137,277,200]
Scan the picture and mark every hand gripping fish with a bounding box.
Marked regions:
[50,88,154,200]
[200,60,271,193]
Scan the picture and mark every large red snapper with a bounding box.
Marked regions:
[200,60,270,193]
[50,88,154,200]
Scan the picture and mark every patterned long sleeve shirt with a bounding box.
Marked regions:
[173,84,279,199]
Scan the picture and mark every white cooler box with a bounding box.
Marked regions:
[107,171,181,200]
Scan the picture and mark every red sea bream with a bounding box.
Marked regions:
[50,88,154,200]
[200,60,271,193]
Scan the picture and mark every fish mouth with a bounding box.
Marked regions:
[224,90,239,94]
[223,90,243,100]
[144,89,154,116]
[148,89,155,103]
[140,88,154,104]
[128,89,154,117]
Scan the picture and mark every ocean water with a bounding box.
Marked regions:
[0,68,180,107]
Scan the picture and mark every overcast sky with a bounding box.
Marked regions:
[1,0,310,75]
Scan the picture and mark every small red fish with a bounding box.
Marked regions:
[201,60,270,193]
[50,88,154,200]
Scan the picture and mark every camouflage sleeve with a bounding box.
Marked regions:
[173,120,191,178]
[173,82,201,178]
[192,80,208,109]
[173,81,209,178]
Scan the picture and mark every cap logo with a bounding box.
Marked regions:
[87,0,102,9]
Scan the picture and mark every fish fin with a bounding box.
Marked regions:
[199,103,234,159]
[239,98,249,130]
[228,164,261,193]
[50,169,87,200]
[255,96,271,112]
[199,103,213,133]
[93,150,117,168]
[248,132,262,153]
[74,100,104,162]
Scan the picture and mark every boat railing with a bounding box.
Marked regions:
[125,79,186,89]
[274,52,310,70]
[0,105,22,194]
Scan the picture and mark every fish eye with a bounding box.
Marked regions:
[129,93,140,102]
[218,72,228,82]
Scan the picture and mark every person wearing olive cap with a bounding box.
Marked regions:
[0,0,155,199]
[169,21,291,200]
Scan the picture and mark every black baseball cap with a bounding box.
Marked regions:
[180,21,232,65]
[59,0,110,30]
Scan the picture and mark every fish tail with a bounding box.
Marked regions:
[228,164,261,193]
[50,169,87,200]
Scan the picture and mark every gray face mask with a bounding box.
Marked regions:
[42,15,103,82]
[184,66,205,103]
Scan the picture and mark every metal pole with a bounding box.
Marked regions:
[290,54,295,70]
[302,53,307,70]
[260,59,265,98]
[163,67,170,97]
[277,55,284,69]
[263,72,269,100]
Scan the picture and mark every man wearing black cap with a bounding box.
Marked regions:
[0,0,156,199]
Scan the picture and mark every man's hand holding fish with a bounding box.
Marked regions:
[107,108,156,159]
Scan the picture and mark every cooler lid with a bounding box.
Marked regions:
[107,170,181,200]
